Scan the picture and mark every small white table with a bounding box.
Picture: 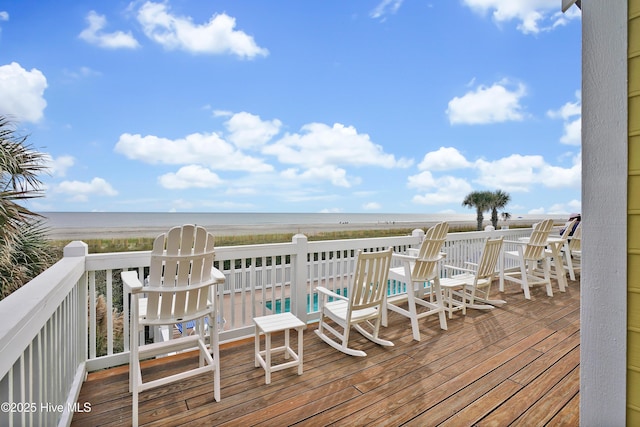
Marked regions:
[253,312,305,384]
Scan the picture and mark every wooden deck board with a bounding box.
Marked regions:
[71,280,581,426]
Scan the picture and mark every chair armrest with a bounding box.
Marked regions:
[392,252,417,262]
[211,267,226,284]
[443,264,476,274]
[121,270,144,294]
[315,286,348,301]
[504,240,525,245]
[392,252,446,262]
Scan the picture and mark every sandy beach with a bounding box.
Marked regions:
[45,218,544,241]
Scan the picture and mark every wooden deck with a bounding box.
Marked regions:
[72,279,580,426]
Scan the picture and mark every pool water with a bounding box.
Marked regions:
[265,281,424,314]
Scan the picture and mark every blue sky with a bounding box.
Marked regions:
[0,0,582,215]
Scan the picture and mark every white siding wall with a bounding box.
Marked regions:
[581,1,628,425]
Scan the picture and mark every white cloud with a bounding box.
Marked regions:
[281,165,353,188]
[224,112,282,149]
[158,165,223,189]
[475,154,545,191]
[560,118,581,145]
[213,109,233,117]
[114,131,273,172]
[447,80,526,125]
[547,200,581,215]
[55,177,118,202]
[265,122,412,169]
[539,160,581,189]
[0,11,8,21]
[407,149,581,208]
[44,155,75,177]
[137,2,268,58]
[474,153,581,191]
[462,0,581,34]
[370,0,404,21]
[0,62,47,123]
[79,11,140,49]
[418,147,472,171]
[363,202,381,210]
[410,175,474,205]
[63,66,101,81]
[548,91,581,146]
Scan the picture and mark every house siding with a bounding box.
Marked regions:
[630,0,640,424]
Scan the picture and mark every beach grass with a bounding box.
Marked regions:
[47,223,488,255]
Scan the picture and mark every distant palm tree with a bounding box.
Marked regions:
[501,211,512,224]
[0,116,55,299]
[489,190,511,229]
[462,190,493,231]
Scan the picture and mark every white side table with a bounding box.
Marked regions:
[253,312,306,384]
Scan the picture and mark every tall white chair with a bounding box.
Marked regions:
[563,222,582,279]
[543,218,577,292]
[384,222,449,341]
[503,219,554,299]
[315,248,394,357]
[121,225,225,427]
[440,236,505,318]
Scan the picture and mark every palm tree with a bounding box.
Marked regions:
[462,190,493,231]
[0,116,55,299]
[489,190,511,229]
[501,211,512,225]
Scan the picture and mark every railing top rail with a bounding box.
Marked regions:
[0,254,85,379]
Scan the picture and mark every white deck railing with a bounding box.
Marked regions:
[0,227,540,427]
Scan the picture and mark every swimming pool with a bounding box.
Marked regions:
[265,280,421,314]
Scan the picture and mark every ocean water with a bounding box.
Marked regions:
[39,211,555,230]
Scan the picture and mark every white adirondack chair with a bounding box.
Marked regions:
[383,222,449,341]
[563,221,582,279]
[542,218,577,292]
[121,225,225,427]
[315,248,394,357]
[503,219,554,299]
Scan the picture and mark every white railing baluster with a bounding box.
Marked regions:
[88,271,96,360]
[106,271,113,355]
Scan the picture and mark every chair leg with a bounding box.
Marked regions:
[405,286,422,341]
[131,358,139,427]
[544,258,553,297]
[381,297,389,327]
[565,248,576,281]
[521,259,531,300]
[432,279,448,330]
[211,322,221,403]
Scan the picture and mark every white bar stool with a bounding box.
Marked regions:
[253,312,306,384]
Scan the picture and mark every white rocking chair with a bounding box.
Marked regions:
[440,236,505,318]
[315,248,394,357]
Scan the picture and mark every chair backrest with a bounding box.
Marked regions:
[569,222,582,252]
[349,248,393,311]
[560,219,577,241]
[476,236,504,280]
[522,218,554,260]
[144,224,216,323]
[413,222,449,282]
